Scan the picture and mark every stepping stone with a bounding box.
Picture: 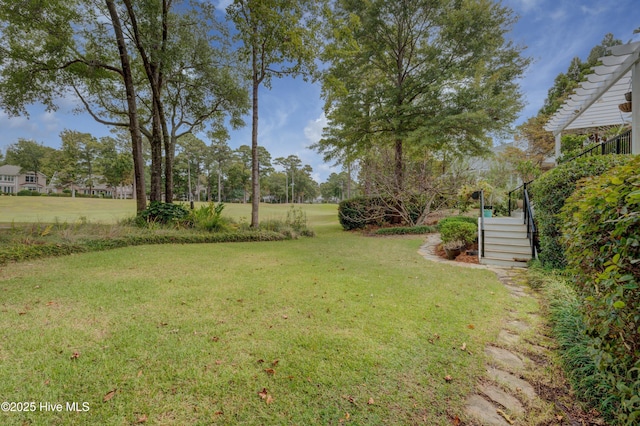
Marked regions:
[486,366,537,400]
[497,329,520,345]
[485,346,525,370]
[504,284,527,297]
[479,383,525,415]
[506,320,530,332]
[465,394,510,426]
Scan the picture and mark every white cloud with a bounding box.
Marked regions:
[303,112,327,145]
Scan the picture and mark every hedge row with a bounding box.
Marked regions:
[0,231,287,266]
[529,155,631,268]
[560,157,640,424]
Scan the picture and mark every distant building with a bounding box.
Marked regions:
[47,172,133,199]
[0,164,47,194]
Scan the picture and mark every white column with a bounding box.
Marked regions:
[633,59,639,154]
[555,132,562,163]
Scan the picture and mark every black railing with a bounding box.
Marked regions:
[522,183,538,258]
[507,180,533,217]
[567,129,632,162]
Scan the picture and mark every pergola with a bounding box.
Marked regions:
[544,41,640,160]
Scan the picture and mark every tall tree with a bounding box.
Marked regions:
[97,136,134,198]
[227,0,323,226]
[319,0,529,194]
[58,130,100,195]
[275,155,303,203]
[5,139,49,186]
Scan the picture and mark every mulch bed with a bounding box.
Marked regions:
[435,243,479,264]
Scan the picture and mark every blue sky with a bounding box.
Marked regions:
[1,0,638,182]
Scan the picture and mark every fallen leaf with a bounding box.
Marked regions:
[467,324,475,329]
[444,375,453,382]
[345,412,350,420]
[136,414,148,424]
[265,395,274,404]
[103,389,117,402]
[367,398,375,405]
[282,315,288,319]
[555,414,563,421]
[460,342,467,351]
[257,359,265,364]
[497,409,514,424]
[70,351,80,360]
[215,360,223,365]
[211,336,219,342]
[271,359,279,367]
[258,388,268,399]
[214,411,223,416]
[451,415,461,425]
[137,370,143,377]
[264,368,276,376]
[44,379,50,385]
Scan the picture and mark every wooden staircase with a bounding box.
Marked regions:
[478,215,533,268]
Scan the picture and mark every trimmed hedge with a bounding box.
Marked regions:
[560,156,640,424]
[529,155,631,269]
[338,196,426,230]
[436,216,477,230]
[0,231,288,266]
[439,221,477,245]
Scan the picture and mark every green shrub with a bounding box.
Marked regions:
[439,221,477,245]
[338,197,387,230]
[139,201,190,225]
[436,216,477,230]
[560,156,640,425]
[285,206,315,237]
[190,202,229,232]
[17,189,41,196]
[374,225,437,235]
[529,155,631,269]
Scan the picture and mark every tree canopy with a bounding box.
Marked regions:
[317,0,529,193]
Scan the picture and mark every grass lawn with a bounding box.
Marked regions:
[0,200,515,425]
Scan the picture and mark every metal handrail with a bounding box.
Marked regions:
[523,183,538,258]
[507,180,533,217]
[565,129,632,163]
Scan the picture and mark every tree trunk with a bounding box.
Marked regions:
[106,0,146,213]
[250,54,260,227]
[394,138,403,193]
[150,111,163,202]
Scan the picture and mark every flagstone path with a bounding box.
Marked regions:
[418,234,588,425]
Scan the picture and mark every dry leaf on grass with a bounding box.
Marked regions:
[444,375,453,382]
[136,414,148,424]
[103,389,117,402]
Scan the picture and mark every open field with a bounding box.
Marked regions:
[0,197,338,228]
[0,198,522,425]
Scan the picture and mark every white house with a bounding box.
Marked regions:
[0,164,47,194]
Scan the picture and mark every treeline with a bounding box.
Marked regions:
[1,132,353,204]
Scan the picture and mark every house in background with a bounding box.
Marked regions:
[47,171,133,199]
[0,164,47,194]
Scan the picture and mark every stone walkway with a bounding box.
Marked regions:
[418,234,555,426]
